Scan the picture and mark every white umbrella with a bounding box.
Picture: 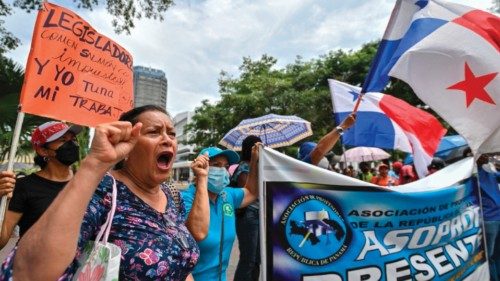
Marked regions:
[340,147,390,162]
[219,114,313,151]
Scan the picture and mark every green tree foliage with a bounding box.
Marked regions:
[0,2,20,56]
[186,42,379,153]
[185,41,449,157]
[0,55,49,161]
[0,0,174,54]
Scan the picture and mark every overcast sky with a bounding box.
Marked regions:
[3,0,494,117]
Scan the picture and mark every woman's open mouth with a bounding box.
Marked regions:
[157,152,173,170]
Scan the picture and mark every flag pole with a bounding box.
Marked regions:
[0,111,25,229]
[332,81,350,168]
[352,92,364,113]
[472,155,494,265]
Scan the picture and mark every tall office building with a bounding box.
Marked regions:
[173,111,195,161]
[133,66,168,109]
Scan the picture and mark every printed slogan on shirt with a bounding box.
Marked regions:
[19,2,134,127]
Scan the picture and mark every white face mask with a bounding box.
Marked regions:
[207,167,230,194]
[482,162,497,174]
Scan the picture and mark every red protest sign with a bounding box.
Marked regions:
[19,2,134,127]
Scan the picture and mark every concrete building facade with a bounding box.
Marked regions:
[133,66,168,109]
[173,111,195,161]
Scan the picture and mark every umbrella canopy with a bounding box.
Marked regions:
[219,114,313,151]
[404,135,467,164]
[434,135,467,157]
[340,147,391,162]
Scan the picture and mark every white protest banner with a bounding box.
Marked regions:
[259,147,488,281]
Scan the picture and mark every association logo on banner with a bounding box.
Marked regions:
[279,194,351,266]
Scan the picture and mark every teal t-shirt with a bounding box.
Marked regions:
[182,184,244,281]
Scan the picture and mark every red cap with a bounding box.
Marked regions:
[31,121,82,148]
[392,161,403,170]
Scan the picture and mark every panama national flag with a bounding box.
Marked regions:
[329,79,446,178]
[362,0,499,155]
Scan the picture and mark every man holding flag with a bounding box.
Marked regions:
[298,113,356,167]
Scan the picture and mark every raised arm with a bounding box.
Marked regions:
[185,154,210,241]
[310,113,356,165]
[240,143,261,208]
[13,121,142,281]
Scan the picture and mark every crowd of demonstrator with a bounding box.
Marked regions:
[0,105,498,281]
[0,105,263,281]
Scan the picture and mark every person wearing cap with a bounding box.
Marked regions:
[298,113,356,167]
[182,144,260,281]
[370,163,398,187]
[0,121,82,249]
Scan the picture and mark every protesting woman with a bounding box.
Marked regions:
[1,105,208,280]
[0,121,82,249]
[182,144,260,281]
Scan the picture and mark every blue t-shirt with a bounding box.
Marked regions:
[478,166,500,221]
[388,170,399,181]
[182,184,244,281]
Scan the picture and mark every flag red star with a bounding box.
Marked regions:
[447,62,497,108]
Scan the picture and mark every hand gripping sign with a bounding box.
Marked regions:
[19,2,134,127]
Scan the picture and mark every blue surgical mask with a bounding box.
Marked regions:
[208,167,230,194]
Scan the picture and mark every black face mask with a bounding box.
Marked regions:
[54,141,80,166]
